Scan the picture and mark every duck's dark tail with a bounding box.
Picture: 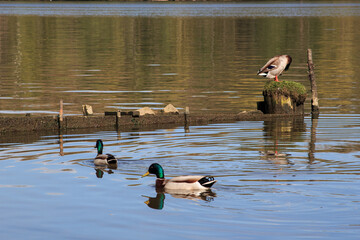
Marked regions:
[198,176,217,188]
[106,154,117,164]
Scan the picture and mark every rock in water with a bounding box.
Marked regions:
[163,104,179,114]
[136,107,156,116]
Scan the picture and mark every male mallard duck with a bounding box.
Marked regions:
[257,55,292,82]
[94,139,117,166]
[142,163,216,190]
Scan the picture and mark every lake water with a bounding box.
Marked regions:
[0,2,360,239]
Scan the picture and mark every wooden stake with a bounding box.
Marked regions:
[184,106,190,122]
[185,106,190,115]
[307,49,319,118]
[59,99,63,122]
[116,110,121,130]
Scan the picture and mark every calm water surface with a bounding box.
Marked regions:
[0,115,359,239]
[0,1,359,115]
[0,2,360,239]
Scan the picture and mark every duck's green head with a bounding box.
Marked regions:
[142,163,164,179]
[95,140,104,154]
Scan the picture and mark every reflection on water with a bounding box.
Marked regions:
[0,3,360,116]
[144,189,216,210]
[308,117,318,164]
[0,115,359,238]
[163,188,216,202]
[95,168,114,178]
[259,150,292,165]
[144,193,165,210]
[262,117,306,163]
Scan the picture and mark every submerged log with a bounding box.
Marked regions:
[261,81,307,114]
[0,112,308,133]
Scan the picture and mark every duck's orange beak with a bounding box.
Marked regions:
[142,171,150,178]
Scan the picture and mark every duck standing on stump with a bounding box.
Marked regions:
[94,139,118,166]
[257,55,292,82]
[142,163,216,191]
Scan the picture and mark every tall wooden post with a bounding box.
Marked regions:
[116,110,121,130]
[59,99,63,122]
[59,99,64,129]
[307,49,319,118]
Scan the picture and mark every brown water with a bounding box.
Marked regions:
[0,2,360,240]
[0,2,359,115]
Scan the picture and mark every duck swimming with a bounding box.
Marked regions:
[94,140,118,166]
[142,163,216,190]
[257,55,292,82]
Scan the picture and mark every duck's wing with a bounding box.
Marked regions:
[168,175,217,188]
[94,154,109,166]
[106,153,116,160]
[257,55,281,74]
[95,154,108,160]
[169,175,205,183]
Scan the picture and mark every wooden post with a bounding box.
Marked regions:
[59,99,64,130]
[116,110,121,130]
[307,49,319,118]
[59,99,63,122]
[184,106,190,123]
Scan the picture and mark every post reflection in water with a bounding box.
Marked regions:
[58,134,64,156]
[308,117,318,164]
[143,189,216,210]
[262,118,306,165]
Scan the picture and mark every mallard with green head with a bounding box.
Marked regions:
[142,163,216,190]
[94,140,118,166]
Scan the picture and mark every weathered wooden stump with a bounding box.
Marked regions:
[259,81,307,114]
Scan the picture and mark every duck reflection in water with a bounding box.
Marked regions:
[143,193,165,210]
[261,118,306,165]
[143,189,216,210]
[95,168,114,178]
[260,150,292,165]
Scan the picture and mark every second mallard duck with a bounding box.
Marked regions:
[142,163,216,190]
[94,139,118,166]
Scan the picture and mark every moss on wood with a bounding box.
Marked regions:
[263,80,307,104]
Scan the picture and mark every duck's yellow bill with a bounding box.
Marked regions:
[142,171,150,178]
